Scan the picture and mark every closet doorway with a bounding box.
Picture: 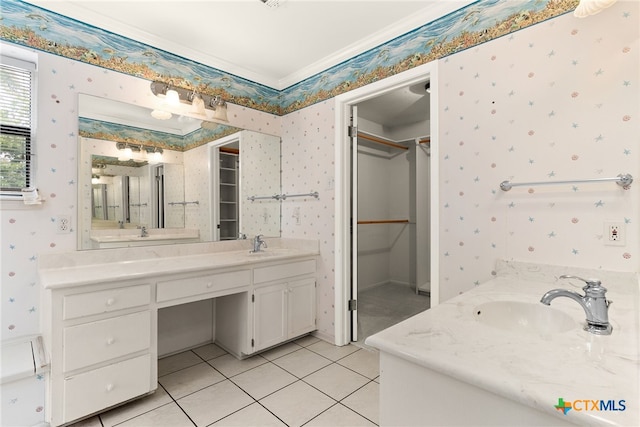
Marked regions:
[350,81,432,344]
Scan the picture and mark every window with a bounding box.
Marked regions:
[1,55,36,194]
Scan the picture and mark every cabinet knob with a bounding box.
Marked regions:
[105,298,115,306]
[105,383,114,392]
[106,337,115,345]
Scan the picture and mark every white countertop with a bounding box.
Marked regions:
[366,260,639,426]
[89,228,200,243]
[38,238,319,289]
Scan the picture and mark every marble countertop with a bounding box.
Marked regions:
[38,238,319,289]
[366,260,639,426]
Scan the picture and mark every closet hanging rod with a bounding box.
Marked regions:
[357,132,408,151]
[500,173,633,192]
[357,219,410,225]
[418,137,431,145]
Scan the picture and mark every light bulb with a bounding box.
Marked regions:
[165,89,180,106]
[117,146,132,161]
[191,95,206,117]
[151,109,172,120]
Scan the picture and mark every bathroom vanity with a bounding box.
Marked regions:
[38,238,318,426]
[367,260,639,426]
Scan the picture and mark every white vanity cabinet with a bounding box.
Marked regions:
[250,260,316,353]
[39,241,319,426]
[42,281,155,426]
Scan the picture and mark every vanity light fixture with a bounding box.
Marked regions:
[165,88,180,106]
[151,109,172,120]
[116,142,163,163]
[145,146,164,164]
[117,143,133,161]
[574,0,617,17]
[150,81,229,122]
[190,91,207,117]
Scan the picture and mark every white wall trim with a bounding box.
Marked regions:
[333,61,439,346]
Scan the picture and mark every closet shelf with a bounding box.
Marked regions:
[357,132,408,151]
[357,219,410,225]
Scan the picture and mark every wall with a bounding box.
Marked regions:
[279,100,336,340]
[438,1,639,301]
[0,47,279,425]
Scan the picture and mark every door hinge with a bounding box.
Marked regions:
[252,294,255,303]
[251,338,254,347]
[348,299,357,311]
[348,125,358,138]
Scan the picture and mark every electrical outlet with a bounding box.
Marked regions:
[604,221,625,246]
[56,215,71,234]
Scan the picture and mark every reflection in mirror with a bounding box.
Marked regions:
[78,94,281,250]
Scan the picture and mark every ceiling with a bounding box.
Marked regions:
[30,0,469,127]
[27,0,471,89]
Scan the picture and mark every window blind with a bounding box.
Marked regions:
[1,56,35,192]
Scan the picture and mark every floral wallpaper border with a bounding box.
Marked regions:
[1,0,577,115]
[78,117,241,151]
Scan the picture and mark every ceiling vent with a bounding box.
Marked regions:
[260,0,283,8]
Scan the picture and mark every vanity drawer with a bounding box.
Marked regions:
[63,354,151,424]
[254,259,316,284]
[63,310,151,372]
[157,270,251,303]
[64,284,151,320]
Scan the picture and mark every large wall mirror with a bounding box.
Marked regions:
[78,94,281,250]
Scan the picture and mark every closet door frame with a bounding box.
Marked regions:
[333,60,440,346]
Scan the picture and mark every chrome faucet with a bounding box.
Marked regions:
[138,225,148,237]
[251,234,267,252]
[540,275,612,335]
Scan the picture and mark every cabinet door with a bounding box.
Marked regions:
[253,283,286,352]
[287,278,316,339]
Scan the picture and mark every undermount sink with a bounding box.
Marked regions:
[473,301,577,335]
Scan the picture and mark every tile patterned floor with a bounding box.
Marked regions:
[70,336,379,427]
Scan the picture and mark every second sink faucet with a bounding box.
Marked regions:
[252,234,267,252]
[138,225,148,237]
[540,275,613,335]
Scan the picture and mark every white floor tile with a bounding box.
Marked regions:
[306,340,359,361]
[259,381,335,427]
[293,334,321,347]
[259,341,303,361]
[271,348,331,378]
[68,416,101,427]
[192,343,227,361]
[159,362,226,399]
[305,403,377,427]
[207,353,267,378]
[100,386,172,427]
[177,380,253,426]
[304,363,369,401]
[211,402,286,426]
[158,351,202,377]
[337,348,380,379]
[231,363,297,400]
[341,381,379,425]
[116,402,193,427]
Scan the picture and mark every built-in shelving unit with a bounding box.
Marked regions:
[219,151,239,240]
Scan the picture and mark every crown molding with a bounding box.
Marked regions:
[277,0,475,90]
